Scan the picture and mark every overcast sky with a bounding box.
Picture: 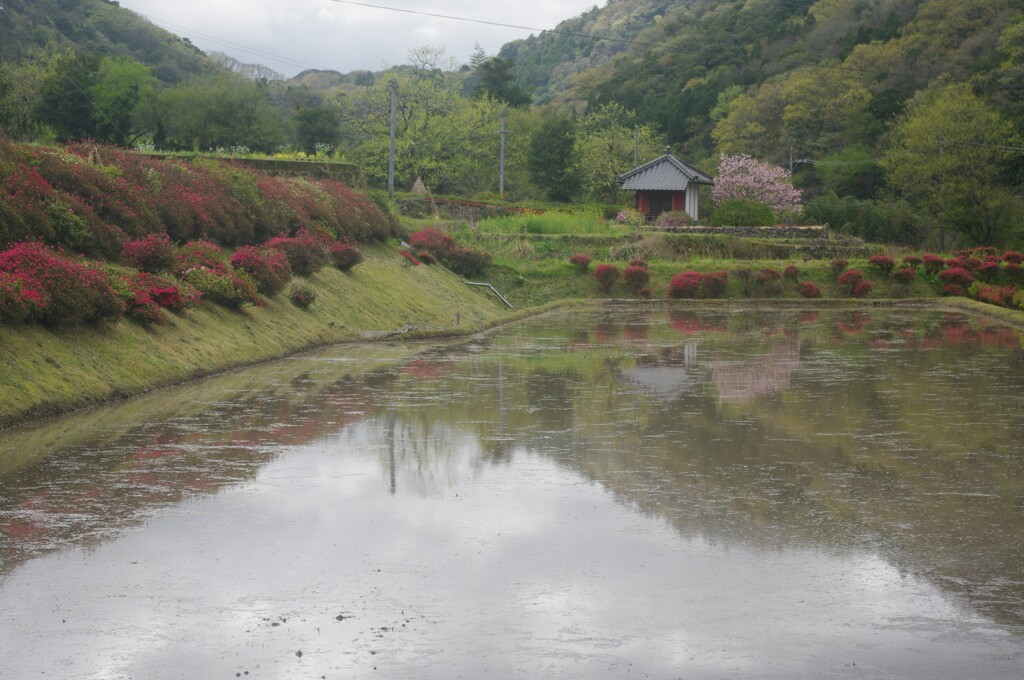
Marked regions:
[116,0,599,77]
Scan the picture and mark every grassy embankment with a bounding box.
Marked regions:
[0,244,515,428]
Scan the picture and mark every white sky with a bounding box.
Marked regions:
[116,0,601,76]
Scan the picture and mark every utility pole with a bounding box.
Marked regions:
[388,79,397,200]
[499,105,506,200]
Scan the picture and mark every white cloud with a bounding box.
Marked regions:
[117,0,601,76]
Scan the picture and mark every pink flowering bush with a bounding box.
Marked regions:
[712,154,802,217]
[1002,251,1023,265]
[594,264,620,292]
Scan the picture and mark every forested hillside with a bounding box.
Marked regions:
[0,0,215,83]
[498,0,679,104]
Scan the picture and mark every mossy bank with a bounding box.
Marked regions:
[0,244,512,428]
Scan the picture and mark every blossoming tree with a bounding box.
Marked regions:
[712,154,802,217]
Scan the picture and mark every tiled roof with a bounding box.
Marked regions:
[619,154,714,190]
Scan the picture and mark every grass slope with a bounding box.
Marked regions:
[0,244,509,427]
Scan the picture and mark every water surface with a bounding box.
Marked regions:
[1,307,1023,679]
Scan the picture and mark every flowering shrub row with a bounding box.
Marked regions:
[0,242,123,326]
[0,141,399,259]
[408,228,491,277]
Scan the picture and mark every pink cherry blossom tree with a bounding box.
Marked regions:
[712,154,802,216]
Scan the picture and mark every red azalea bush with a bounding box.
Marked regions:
[1005,263,1024,284]
[974,284,1018,307]
[444,246,492,278]
[755,267,783,296]
[173,239,227,274]
[623,265,651,293]
[922,253,945,274]
[121,232,175,273]
[700,270,729,298]
[829,259,848,277]
[1002,251,1023,265]
[902,255,923,269]
[944,284,965,296]
[416,250,436,264]
[266,229,331,277]
[288,283,317,309]
[797,281,821,298]
[399,250,421,266]
[783,264,799,281]
[667,271,702,299]
[330,242,363,272]
[0,271,46,323]
[569,253,592,273]
[0,242,123,326]
[1,142,398,259]
[409,227,455,259]
[837,269,865,296]
[594,264,620,292]
[893,267,917,285]
[867,255,895,275]
[963,257,983,271]
[852,281,872,298]
[230,246,292,295]
[938,267,974,287]
[977,261,1001,282]
[116,273,165,325]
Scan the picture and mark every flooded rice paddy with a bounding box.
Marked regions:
[1,307,1023,679]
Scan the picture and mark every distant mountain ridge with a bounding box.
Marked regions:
[0,0,216,83]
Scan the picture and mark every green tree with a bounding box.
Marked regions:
[36,50,102,142]
[157,72,287,152]
[0,47,66,141]
[527,115,580,202]
[339,51,523,196]
[880,82,1023,246]
[575,102,659,202]
[477,57,531,108]
[89,56,161,145]
[294,105,342,155]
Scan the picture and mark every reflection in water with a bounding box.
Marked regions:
[1,308,1023,679]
